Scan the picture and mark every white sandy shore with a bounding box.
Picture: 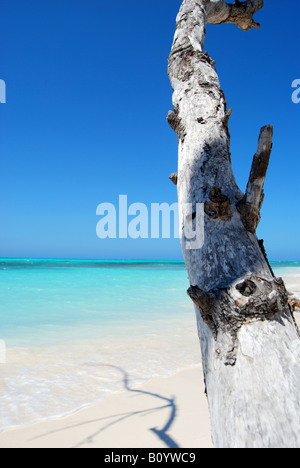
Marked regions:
[0,334,299,450]
[0,274,299,449]
[0,365,213,449]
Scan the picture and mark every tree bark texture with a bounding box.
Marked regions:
[167,0,300,448]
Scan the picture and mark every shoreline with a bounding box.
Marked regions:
[0,271,299,449]
[0,359,201,434]
[0,365,213,449]
[1,312,299,448]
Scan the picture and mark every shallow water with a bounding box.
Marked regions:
[0,259,299,430]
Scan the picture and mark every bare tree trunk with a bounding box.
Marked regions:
[167,0,300,448]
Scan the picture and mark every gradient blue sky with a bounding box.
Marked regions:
[0,0,299,260]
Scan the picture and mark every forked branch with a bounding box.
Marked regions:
[207,0,264,31]
[237,125,273,234]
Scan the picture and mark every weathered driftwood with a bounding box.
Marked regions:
[289,298,300,312]
[167,0,300,448]
[169,172,178,186]
[237,125,273,234]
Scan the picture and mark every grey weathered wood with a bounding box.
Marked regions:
[237,125,273,234]
[169,172,178,186]
[207,0,263,30]
[167,0,300,448]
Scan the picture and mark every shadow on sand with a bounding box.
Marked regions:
[30,364,180,448]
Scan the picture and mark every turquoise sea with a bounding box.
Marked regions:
[0,259,300,429]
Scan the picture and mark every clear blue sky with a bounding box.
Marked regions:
[0,0,299,260]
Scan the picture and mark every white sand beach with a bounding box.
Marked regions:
[0,365,213,449]
[0,271,299,449]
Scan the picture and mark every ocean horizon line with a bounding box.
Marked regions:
[0,257,185,264]
[0,258,300,265]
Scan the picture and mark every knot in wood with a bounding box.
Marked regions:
[204,186,233,221]
[187,275,291,366]
[236,279,257,297]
